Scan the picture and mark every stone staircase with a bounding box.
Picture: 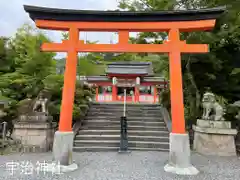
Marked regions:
[73,103,170,152]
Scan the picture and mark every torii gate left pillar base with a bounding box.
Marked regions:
[164,133,199,175]
[52,131,78,172]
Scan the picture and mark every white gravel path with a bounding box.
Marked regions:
[0,151,239,180]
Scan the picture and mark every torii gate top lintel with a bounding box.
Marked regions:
[24,5,225,21]
[24,5,225,32]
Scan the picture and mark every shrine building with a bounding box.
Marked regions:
[80,62,168,103]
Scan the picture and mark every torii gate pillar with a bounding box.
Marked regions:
[24,5,225,175]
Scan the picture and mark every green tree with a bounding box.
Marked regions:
[0,24,56,121]
[118,0,178,11]
[0,24,95,127]
[78,55,105,76]
[117,0,240,125]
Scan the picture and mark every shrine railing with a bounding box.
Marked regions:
[139,94,159,103]
[95,93,159,103]
[97,94,113,102]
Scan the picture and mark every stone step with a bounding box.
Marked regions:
[84,119,164,124]
[73,146,169,152]
[128,147,169,152]
[88,111,162,116]
[83,120,165,126]
[90,107,161,110]
[75,134,169,142]
[74,140,169,149]
[85,115,163,119]
[78,129,169,136]
[91,104,161,108]
[73,146,118,152]
[90,107,162,112]
[75,103,169,152]
[92,103,161,107]
[80,125,167,131]
[87,111,162,116]
[85,116,163,121]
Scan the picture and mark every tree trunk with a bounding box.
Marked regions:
[186,56,201,124]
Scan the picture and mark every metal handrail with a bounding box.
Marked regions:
[123,89,127,117]
[119,88,128,152]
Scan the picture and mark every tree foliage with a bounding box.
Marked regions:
[118,0,240,125]
[0,24,94,126]
[0,24,56,120]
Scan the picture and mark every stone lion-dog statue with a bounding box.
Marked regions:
[202,92,225,121]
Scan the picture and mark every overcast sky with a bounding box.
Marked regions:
[0,0,122,57]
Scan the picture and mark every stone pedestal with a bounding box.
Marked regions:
[164,133,199,175]
[52,131,78,172]
[193,119,237,156]
[12,114,57,152]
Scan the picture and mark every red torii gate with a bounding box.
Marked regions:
[24,5,224,175]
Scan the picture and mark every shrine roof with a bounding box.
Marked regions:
[106,62,154,76]
[144,77,166,82]
[24,5,225,22]
[82,76,109,82]
[82,76,167,84]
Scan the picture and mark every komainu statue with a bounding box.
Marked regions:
[202,92,225,121]
[33,92,48,115]
[17,90,51,117]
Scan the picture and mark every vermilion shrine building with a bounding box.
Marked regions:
[82,62,168,103]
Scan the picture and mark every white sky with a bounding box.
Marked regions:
[0,0,125,58]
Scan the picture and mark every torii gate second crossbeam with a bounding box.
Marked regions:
[24,5,225,175]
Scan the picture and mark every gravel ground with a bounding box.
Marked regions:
[0,151,239,180]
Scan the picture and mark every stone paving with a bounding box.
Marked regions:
[0,151,239,180]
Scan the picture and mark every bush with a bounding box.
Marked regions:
[224,105,239,129]
[44,75,94,122]
[160,89,171,111]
